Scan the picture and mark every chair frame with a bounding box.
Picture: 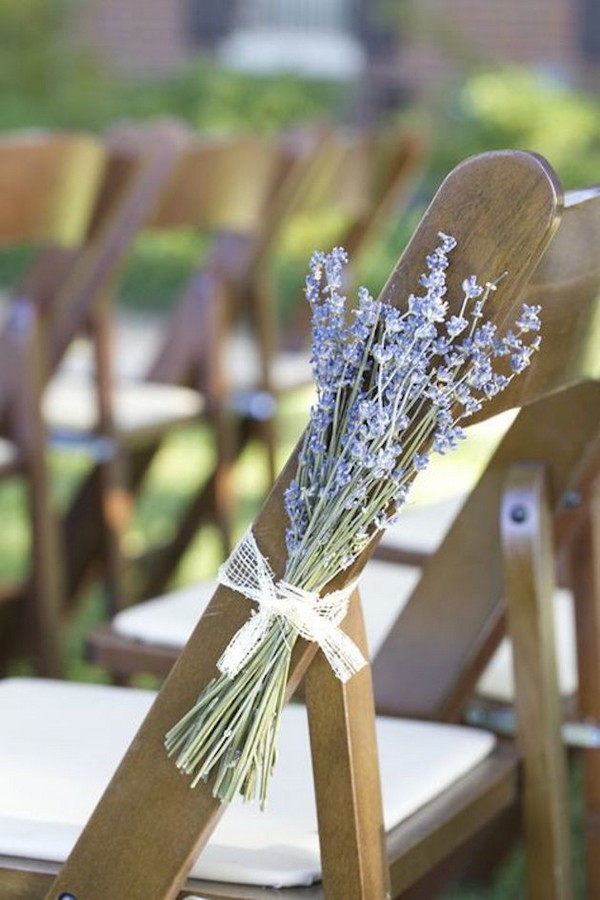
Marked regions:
[0,131,106,676]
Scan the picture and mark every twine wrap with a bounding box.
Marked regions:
[217,530,367,683]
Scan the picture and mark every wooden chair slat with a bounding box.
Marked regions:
[305,593,390,900]
[0,133,104,247]
[501,464,573,898]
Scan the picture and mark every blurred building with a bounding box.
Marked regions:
[77,0,599,89]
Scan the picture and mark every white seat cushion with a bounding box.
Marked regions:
[0,437,17,472]
[379,412,519,556]
[113,580,216,649]
[379,495,466,555]
[59,318,163,382]
[113,558,578,703]
[226,330,312,394]
[0,678,495,888]
[113,559,422,655]
[43,375,203,435]
[476,588,577,702]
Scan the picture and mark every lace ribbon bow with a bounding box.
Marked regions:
[217,531,367,683]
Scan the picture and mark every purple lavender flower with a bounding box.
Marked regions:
[286,238,543,572]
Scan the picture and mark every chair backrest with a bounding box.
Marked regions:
[142,124,337,388]
[373,183,600,721]
[0,131,106,429]
[147,133,296,235]
[277,125,424,353]
[342,125,425,265]
[0,121,187,426]
[45,150,568,900]
[0,131,104,249]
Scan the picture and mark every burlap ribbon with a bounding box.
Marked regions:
[217,531,366,682]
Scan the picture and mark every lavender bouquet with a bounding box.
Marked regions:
[165,234,541,809]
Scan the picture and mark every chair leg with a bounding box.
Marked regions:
[97,451,133,615]
[62,446,154,608]
[570,480,600,897]
[90,301,133,615]
[305,591,391,900]
[501,463,573,900]
[249,414,279,485]
[27,467,65,677]
[8,297,64,676]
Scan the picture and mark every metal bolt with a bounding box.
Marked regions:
[59,893,77,900]
[509,504,528,523]
[562,491,581,510]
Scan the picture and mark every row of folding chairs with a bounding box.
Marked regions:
[1,148,599,898]
[0,119,425,678]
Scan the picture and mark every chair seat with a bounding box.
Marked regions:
[226,331,312,394]
[112,559,422,652]
[477,586,578,701]
[0,677,495,888]
[380,495,466,555]
[43,375,204,437]
[378,412,518,557]
[0,437,17,473]
[113,559,578,703]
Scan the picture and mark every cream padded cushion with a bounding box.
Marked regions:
[226,330,311,393]
[0,437,17,471]
[112,560,422,656]
[43,375,203,435]
[113,559,578,702]
[476,588,577,701]
[113,579,216,649]
[380,495,466,554]
[0,678,495,888]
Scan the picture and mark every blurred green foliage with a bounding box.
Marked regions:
[0,0,344,133]
[0,0,598,315]
[411,67,600,191]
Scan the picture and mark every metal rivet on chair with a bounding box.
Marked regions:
[509,504,528,523]
[562,490,581,510]
[58,893,77,900]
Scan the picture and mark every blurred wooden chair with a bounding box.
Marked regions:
[56,122,337,610]
[243,125,424,483]
[0,122,195,680]
[0,151,578,899]
[0,130,105,676]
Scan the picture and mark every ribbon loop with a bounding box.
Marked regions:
[217,531,366,683]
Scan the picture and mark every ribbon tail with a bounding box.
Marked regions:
[290,603,367,683]
[218,531,278,606]
[318,622,367,683]
[217,611,273,678]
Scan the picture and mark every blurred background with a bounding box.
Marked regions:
[1,0,599,307]
[2,1,599,166]
[0,2,599,667]
[0,0,597,291]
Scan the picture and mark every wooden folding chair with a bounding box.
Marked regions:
[244,126,424,484]
[0,150,581,899]
[0,122,200,679]
[84,160,600,898]
[0,130,106,676]
[6,121,316,624]
[58,124,375,608]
